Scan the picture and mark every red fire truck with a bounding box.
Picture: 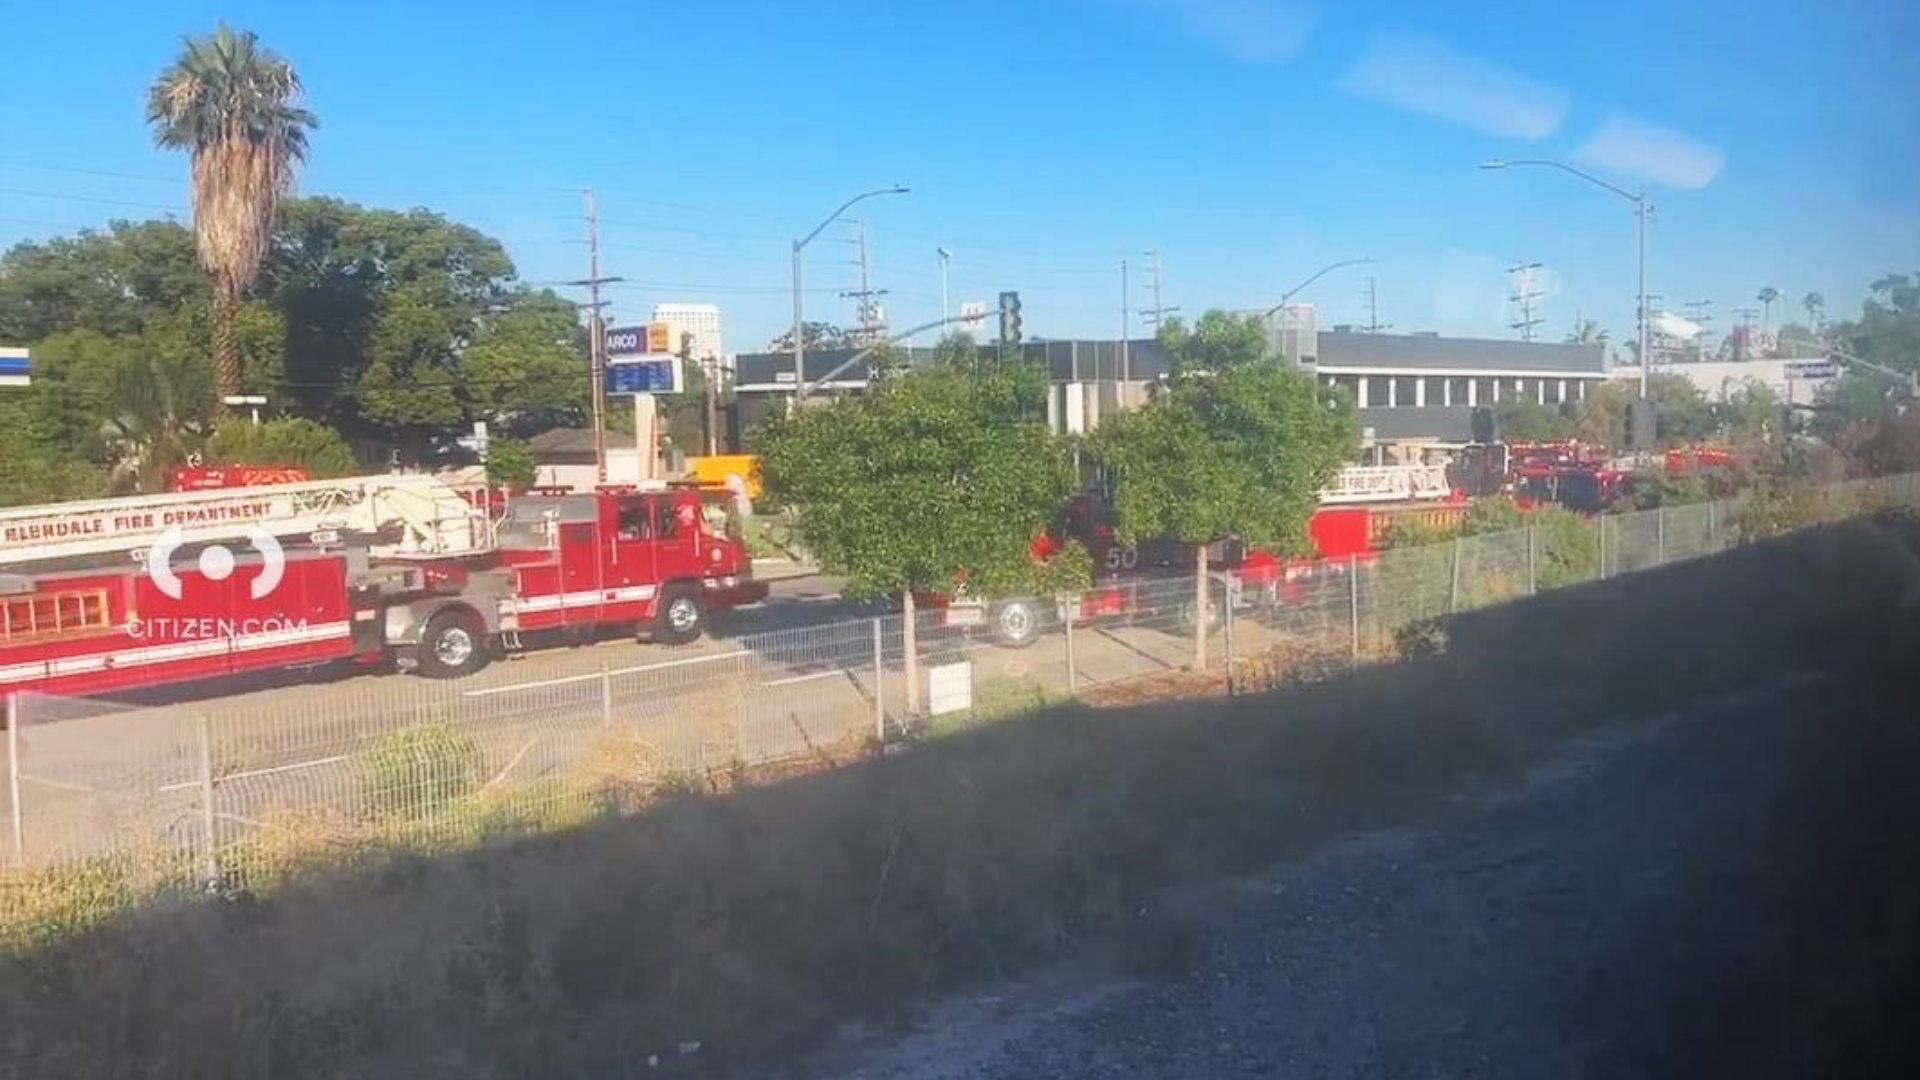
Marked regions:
[0,475,764,698]
[933,463,1454,646]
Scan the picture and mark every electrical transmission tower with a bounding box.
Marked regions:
[1508,261,1544,341]
[1684,299,1715,361]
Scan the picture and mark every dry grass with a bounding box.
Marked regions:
[2,516,1917,1079]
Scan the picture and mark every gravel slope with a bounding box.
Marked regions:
[817,674,1920,1079]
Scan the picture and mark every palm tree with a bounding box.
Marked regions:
[1565,318,1610,347]
[146,24,315,410]
[1802,291,1825,334]
[1756,286,1780,335]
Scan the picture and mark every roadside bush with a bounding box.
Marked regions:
[1380,514,1456,550]
[483,436,537,491]
[206,417,357,478]
[1461,496,1527,537]
[358,721,485,821]
[1734,482,1858,543]
[1532,504,1599,589]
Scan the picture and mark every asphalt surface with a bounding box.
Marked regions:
[815,673,1920,1080]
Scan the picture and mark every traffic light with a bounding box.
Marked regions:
[998,290,1022,346]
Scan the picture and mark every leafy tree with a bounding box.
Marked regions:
[1574,381,1635,448]
[1811,372,1899,440]
[0,397,105,506]
[483,436,538,491]
[1494,398,1572,442]
[1097,311,1356,666]
[0,219,203,342]
[1832,272,1920,381]
[462,290,589,435]
[1774,322,1820,357]
[1715,377,1780,439]
[147,22,316,408]
[205,417,357,476]
[765,322,857,352]
[754,355,1078,711]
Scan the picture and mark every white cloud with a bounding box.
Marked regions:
[1117,0,1318,62]
[1337,32,1568,141]
[1573,114,1726,190]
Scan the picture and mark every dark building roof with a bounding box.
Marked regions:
[528,428,599,459]
[1315,330,1605,374]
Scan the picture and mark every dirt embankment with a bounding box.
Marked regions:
[3,516,1918,1080]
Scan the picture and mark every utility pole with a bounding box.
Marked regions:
[1734,306,1759,360]
[840,218,889,346]
[1508,261,1544,341]
[1684,299,1715,362]
[1363,275,1391,333]
[1139,249,1179,333]
[570,188,624,484]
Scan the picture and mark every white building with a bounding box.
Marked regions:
[650,303,724,368]
[1659,357,1840,407]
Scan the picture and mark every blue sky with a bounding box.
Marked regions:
[3,0,1916,355]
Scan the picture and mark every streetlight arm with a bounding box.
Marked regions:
[1484,159,1643,204]
[796,185,911,250]
[1260,258,1373,320]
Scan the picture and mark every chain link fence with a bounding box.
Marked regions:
[6,476,1917,932]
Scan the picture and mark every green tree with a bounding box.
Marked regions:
[483,436,538,491]
[754,355,1077,710]
[1802,291,1825,333]
[0,219,203,342]
[462,290,589,435]
[205,416,357,476]
[1097,311,1356,666]
[1494,398,1573,442]
[147,23,317,408]
[1715,377,1781,439]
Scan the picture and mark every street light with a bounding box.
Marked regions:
[1258,257,1375,321]
[1479,158,1651,400]
[937,247,952,327]
[791,185,909,402]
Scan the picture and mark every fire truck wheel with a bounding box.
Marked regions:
[654,586,705,645]
[416,608,489,680]
[991,599,1042,649]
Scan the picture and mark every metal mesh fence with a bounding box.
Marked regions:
[6,475,1918,924]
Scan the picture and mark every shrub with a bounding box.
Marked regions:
[1380,514,1456,550]
[1461,496,1527,537]
[206,417,357,477]
[357,722,485,821]
[1531,504,1599,589]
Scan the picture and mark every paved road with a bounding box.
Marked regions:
[6,571,1294,864]
[818,673,1920,1080]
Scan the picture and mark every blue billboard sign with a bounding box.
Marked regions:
[606,355,681,394]
[0,346,28,388]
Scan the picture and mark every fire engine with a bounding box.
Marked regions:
[933,463,1458,646]
[0,474,765,698]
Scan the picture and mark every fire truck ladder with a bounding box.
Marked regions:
[0,474,494,568]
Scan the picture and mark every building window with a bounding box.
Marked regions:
[1424,376,1445,408]
[1476,377,1498,405]
[1393,376,1419,408]
[1448,377,1470,408]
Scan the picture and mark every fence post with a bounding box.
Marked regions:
[6,694,22,864]
[1063,597,1079,696]
[1657,506,1668,564]
[1348,553,1361,661]
[599,661,613,726]
[871,617,886,744]
[1448,535,1463,612]
[195,714,218,888]
[1598,516,1609,579]
[1708,500,1719,550]
[1527,524,1538,595]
